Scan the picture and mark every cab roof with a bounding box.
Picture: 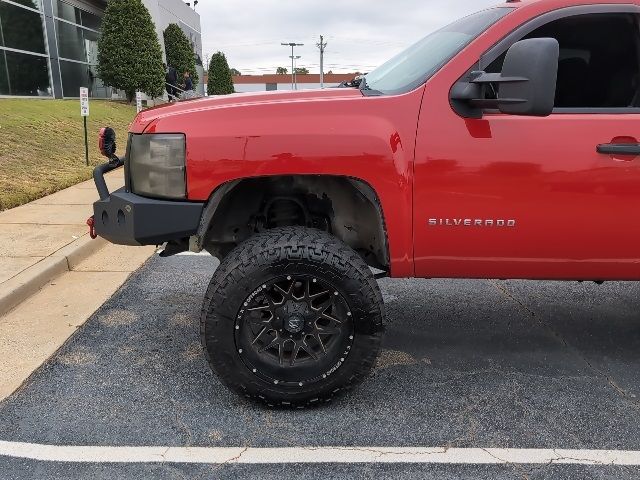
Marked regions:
[500,0,637,6]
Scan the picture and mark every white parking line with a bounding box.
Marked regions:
[1,442,640,465]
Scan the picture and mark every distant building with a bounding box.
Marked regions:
[0,0,202,99]
[228,73,359,93]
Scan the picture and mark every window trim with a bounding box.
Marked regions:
[0,45,47,57]
[0,0,41,14]
[53,15,99,34]
[477,4,640,114]
[54,0,102,20]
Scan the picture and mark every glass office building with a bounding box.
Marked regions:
[0,0,202,98]
[0,0,107,98]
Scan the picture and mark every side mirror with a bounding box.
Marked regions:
[450,38,559,118]
[498,38,559,116]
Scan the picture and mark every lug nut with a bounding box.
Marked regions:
[238,349,243,354]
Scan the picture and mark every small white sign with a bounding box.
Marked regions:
[135,91,143,113]
[80,87,89,116]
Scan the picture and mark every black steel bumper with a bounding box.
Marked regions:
[92,165,204,246]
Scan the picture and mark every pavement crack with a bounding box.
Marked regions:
[489,280,536,317]
[302,445,449,457]
[170,400,193,447]
[224,446,249,464]
[160,446,170,461]
[480,448,532,480]
[549,449,613,466]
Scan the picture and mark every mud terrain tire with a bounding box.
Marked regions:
[200,227,384,407]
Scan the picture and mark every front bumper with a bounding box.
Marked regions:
[92,165,204,246]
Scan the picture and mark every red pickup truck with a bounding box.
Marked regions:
[92,0,640,406]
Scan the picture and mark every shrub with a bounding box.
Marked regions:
[97,0,164,102]
[163,23,198,87]
[207,52,234,95]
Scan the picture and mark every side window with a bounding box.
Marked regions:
[485,13,640,109]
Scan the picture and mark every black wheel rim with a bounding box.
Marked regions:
[235,275,354,386]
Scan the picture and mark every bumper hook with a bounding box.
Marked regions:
[86,216,97,239]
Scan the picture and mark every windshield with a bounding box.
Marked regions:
[364,7,512,95]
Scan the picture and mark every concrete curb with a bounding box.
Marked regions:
[0,235,106,317]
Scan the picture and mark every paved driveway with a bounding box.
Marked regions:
[1,254,639,479]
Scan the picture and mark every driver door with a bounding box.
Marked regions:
[413,8,640,280]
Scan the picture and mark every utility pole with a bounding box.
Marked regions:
[316,35,327,88]
[281,42,303,90]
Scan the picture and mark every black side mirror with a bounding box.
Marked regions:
[450,37,559,118]
[498,38,559,116]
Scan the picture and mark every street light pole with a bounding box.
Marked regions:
[290,55,301,89]
[281,42,303,90]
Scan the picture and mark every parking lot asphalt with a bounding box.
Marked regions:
[1,253,640,479]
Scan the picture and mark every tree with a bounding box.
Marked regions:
[230,68,241,76]
[97,0,164,102]
[163,23,198,86]
[294,67,309,75]
[207,52,234,95]
[276,67,288,75]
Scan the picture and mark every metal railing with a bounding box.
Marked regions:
[165,82,200,101]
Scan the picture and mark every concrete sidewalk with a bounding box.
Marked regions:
[0,169,127,315]
[0,168,155,399]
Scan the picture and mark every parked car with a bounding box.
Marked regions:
[91,0,640,406]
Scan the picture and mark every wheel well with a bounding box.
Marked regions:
[197,175,389,270]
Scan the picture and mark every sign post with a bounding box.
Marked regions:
[135,91,143,113]
[80,87,89,166]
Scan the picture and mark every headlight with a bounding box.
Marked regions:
[128,134,186,199]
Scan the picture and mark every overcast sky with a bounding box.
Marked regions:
[197,0,498,75]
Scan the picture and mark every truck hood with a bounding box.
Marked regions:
[130,88,363,133]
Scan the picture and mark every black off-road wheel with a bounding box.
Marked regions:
[200,227,384,407]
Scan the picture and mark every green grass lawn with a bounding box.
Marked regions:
[0,99,136,211]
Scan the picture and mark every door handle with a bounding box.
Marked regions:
[596,143,640,155]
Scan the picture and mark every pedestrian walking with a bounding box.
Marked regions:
[164,63,178,101]
[183,71,193,92]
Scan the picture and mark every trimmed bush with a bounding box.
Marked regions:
[97,0,164,102]
[163,23,198,86]
[207,52,234,95]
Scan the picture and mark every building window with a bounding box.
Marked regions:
[81,10,100,31]
[266,83,277,91]
[59,59,88,97]
[53,0,104,97]
[0,1,46,54]
[0,0,51,96]
[0,49,50,95]
[55,20,86,61]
